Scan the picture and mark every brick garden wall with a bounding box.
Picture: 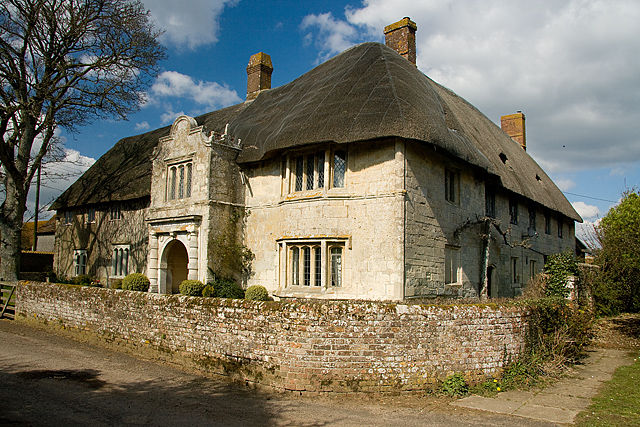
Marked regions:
[16,281,528,393]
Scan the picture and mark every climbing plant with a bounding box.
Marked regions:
[209,208,255,283]
[544,251,579,298]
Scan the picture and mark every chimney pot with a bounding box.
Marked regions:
[384,17,418,65]
[501,112,527,151]
[246,52,273,101]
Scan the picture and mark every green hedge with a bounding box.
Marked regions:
[211,278,244,299]
[179,280,206,296]
[245,285,269,301]
[121,273,150,292]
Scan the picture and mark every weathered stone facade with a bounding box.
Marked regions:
[16,281,528,392]
[245,138,405,300]
[403,140,575,298]
[52,19,580,301]
[54,198,149,283]
[145,116,244,293]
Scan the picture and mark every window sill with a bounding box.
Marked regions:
[281,189,349,203]
[285,285,326,292]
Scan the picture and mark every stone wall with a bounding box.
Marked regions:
[403,140,576,299]
[54,198,150,283]
[244,139,406,300]
[16,281,528,393]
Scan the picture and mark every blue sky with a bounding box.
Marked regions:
[37,0,640,240]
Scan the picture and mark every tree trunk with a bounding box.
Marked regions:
[0,174,28,281]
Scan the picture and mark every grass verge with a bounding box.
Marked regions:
[575,353,640,426]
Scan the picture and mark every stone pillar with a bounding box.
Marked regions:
[187,230,198,280]
[148,232,159,292]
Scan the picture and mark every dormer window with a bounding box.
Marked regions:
[167,162,192,201]
[285,149,345,195]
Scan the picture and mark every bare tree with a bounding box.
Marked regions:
[0,0,165,280]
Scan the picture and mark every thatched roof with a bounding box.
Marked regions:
[50,104,247,210]
[52,42,580,222]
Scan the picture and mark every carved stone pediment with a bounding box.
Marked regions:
[153,116,241,161]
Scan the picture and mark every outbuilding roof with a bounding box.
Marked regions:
[52,42,580,222]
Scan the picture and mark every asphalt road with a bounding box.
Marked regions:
[0,319,557,426]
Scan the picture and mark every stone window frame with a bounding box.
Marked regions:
[281,237,347,289]
[166,160,193,201]
[86,208,96,224]
[511,257,519,284]
[112,244,130,278]
[528,205,536,232]
[332,150,346,189]
[63,210,73,225]
[544,211,551,235]
[110,204,122,221]
[529,259,537,282]
[74,249,87,276]
[509,197,518,225]
[444,168,459,204]
[444,245,461,285]
[558,216,563,238]
[485,186,496,218]
[282,148,347,196]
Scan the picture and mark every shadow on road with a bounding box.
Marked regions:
[0,363,305,426]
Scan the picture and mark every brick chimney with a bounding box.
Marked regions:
[384,17,417,65]
[246,52,273,101]
[501,112,526,151]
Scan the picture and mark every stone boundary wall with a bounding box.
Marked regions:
[15,281,528,393]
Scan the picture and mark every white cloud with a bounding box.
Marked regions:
[306,0,640,174]
[572,201,601,221]
[151,71,242,112]
[554,179,576,192]
[135,121,150,131]
[159,106,185,125]
[301,12,362,63]
[143,0,240,49]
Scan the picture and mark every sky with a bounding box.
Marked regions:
[33,0,640,241]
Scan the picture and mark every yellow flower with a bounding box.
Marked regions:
[494,379,498,383]
[497,387,501,392]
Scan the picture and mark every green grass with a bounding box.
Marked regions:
[576,354,640,426]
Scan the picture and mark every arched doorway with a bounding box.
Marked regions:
[164,240,188,294]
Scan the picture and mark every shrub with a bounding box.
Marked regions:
[212,277,245,299]
[522,273,548,299]
[502,297,595,390]
[440,373,468,397]
[73,274,92,286]
[111,279,123,290]
[121,273,150,292]
[179,280,206,296]
[245,285,269,301]
[202,284,216,298]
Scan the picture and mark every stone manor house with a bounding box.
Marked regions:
[51,18,581,300]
